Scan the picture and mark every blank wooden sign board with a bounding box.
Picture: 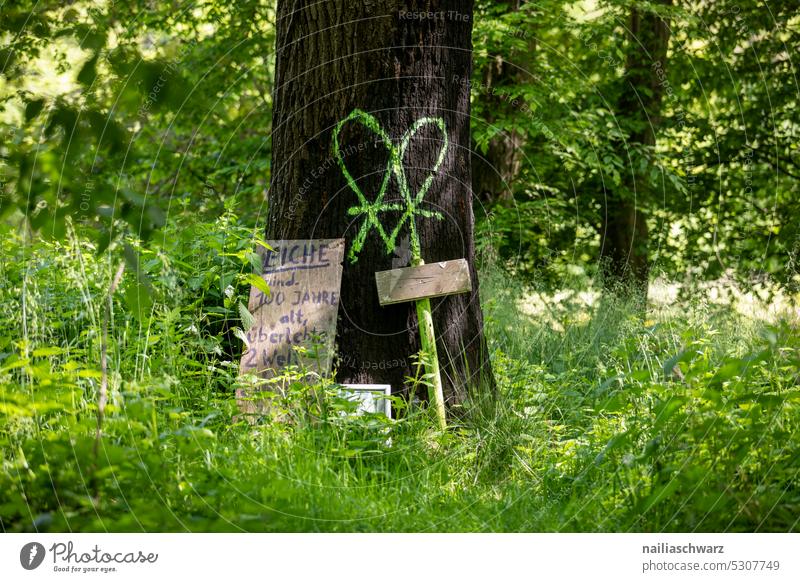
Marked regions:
[375,259,471,306]
[238,239,345,415]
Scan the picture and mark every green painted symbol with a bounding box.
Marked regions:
[332,109,449,263]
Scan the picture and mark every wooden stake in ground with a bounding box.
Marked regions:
[376,258,471,429]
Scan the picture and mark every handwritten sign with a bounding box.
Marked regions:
[238,239,345,415]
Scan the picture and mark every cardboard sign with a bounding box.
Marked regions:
[238,239,345,414]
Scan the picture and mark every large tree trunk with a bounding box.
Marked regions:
[600,1,672,299]
[265,0,494,409]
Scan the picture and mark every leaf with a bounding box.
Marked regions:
[32,347,65,357]
[1,358,28,371]
[77,52,99,86]
[45,106,77,140]
[95,228,112,255]
[123,243,154,290]
[125,279,153,321]
[594,431,631,465]
[253,238,273,252]
[597,392,627,413]
[121,245,154,321]
[641,479,681,513]
[247,251,262,273]
[653,397,686,429]
[87,110,126,154]
[147,204,166,228]
[596,375,624,396]
[662,349,690,377]
[232,327,249,348]
[244,274,270,297]
[238,302,255,330]
[707,352,767,389]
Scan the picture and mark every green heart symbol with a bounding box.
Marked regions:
[332,109,448,263]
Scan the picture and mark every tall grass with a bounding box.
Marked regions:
[1,215,798,532]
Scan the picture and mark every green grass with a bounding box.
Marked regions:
[1,214,799,532]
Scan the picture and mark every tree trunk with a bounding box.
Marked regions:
[600,1,672,299]
[266,0,494,410]
[471,0,533,204]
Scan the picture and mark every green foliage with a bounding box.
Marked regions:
[1,218,797,532]
[471,0,799,291]
[1,0,274,250]
[1,0,798,533]
[3,1,796,293]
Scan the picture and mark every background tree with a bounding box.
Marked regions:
[599,0,672,298]
[471,0,534,204]
[265,0,495,407]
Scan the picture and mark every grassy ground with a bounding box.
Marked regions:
[1,214,799,532]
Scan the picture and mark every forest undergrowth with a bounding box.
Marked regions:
[1,212,798,532]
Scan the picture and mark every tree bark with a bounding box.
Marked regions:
[266,0,494,409]
[600,0,672,299]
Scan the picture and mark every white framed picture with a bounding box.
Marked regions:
[337,384,392,418]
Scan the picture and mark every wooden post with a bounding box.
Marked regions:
[375,258,471,429]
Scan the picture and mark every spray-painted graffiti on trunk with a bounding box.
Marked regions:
[331,109,448,264]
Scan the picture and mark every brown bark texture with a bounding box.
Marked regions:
[265,0,494,409]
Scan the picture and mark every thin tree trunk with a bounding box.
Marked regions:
[600,1,672,299]
[472,0,533,204]
[266,1,494,409]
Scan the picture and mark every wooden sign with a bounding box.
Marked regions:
[238,239,345,415]
[374,258,472,428]
[375,258,471,306]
